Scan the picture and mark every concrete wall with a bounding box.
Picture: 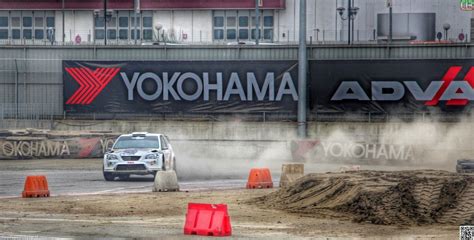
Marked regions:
[1,119,472,178]
[3,119,473,164]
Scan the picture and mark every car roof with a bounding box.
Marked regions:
[119,132,163,138]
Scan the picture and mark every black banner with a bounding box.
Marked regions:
[63,61,298,113]
[64,59,474,115]
[310,59,474,113]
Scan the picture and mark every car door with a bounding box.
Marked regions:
[160,135,171,169]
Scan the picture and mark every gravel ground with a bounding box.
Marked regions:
[0,158,463,239]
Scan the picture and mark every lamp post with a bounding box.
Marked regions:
[104,0,107,45]
[336,0,359,45]
[388,0,393,43]
[443,23,451,41]
[100,0,112,45]
[298,0,307,138]
[255,0,260,45]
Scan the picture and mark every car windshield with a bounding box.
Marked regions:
[113,136,160,149]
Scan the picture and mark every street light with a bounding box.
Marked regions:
[443,23,451,41]
[336,1,359,45]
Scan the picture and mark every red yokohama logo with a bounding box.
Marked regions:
[65,67,120,105]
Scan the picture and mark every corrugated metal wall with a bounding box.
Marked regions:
[0,44,473,117]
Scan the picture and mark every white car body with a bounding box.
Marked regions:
[103,132,176,181]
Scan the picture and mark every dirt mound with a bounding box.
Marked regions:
[255,170,474,225]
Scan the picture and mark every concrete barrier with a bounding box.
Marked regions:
[279,163,304,187]
[153,170,179,192]
[0,129,119,159]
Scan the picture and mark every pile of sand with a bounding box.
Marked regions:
[256,170,474,225]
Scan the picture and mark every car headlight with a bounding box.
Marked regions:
[145,154,158,160]
[106,154,119,160]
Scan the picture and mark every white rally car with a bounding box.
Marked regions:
[103,132,177,181]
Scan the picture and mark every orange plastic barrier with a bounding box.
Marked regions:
[183,203,232,236]
[246,168,273,189]
[22,176,50,198]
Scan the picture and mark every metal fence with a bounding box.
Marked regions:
[0,44,473,125]
[1,43,473,60]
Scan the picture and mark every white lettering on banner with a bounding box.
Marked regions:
[120,71,298,101]
[0,140,70,158]
[223,73,246,101]
[331,81,474,102]
[60,143,70,156]
[100,138,116,153]
[319,142,414,161]
[247,72,275,101]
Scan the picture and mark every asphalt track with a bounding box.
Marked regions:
[0,158,452,198]
[0,169,253,198]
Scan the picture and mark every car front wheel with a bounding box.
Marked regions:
[103,166,115,181]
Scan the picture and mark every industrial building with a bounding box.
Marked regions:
[0,0,472,44]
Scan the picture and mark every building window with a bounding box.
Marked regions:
[0,12,53,41]
[238,16,249,40]
[0,16,7,27]
[46,17,54,27]
[142,16,152,40]
[143,29,152,40]
[23,17,32,27]
[11,17,20,39]
[227,29,236,40]
[95,29,105,40]
[35,29,44,39]
[213,10,273,42]
[226,16,237,40]
[45,15,55,41]
[107,29,116,39]
[34,17,43,39]
[94,15,105,40]
[263,16,273,40]
[106,17,117,39]
[213,16,224,40]
[23,29,32,39]
[238,29,248,40]
[12,29,20,39]
[96,11,152,42]
[0,30,7,39]
[214,29,224,40]
[0,16,7,39]
[130,16,140,40]
[214,16,224,27]
[119,29,128,40]
[119,16,128,40]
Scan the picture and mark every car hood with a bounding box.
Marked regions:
[111,148,161,156]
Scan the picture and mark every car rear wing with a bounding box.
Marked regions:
[132,132,148,137]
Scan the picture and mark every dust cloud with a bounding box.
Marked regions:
[165,121,292,180]
[148,117,474,179]
[5,116,471,180]
[310,116,474,171]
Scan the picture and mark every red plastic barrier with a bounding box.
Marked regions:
[22,176,50,198]
[183,203,232,236]
[246,168,273,189]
